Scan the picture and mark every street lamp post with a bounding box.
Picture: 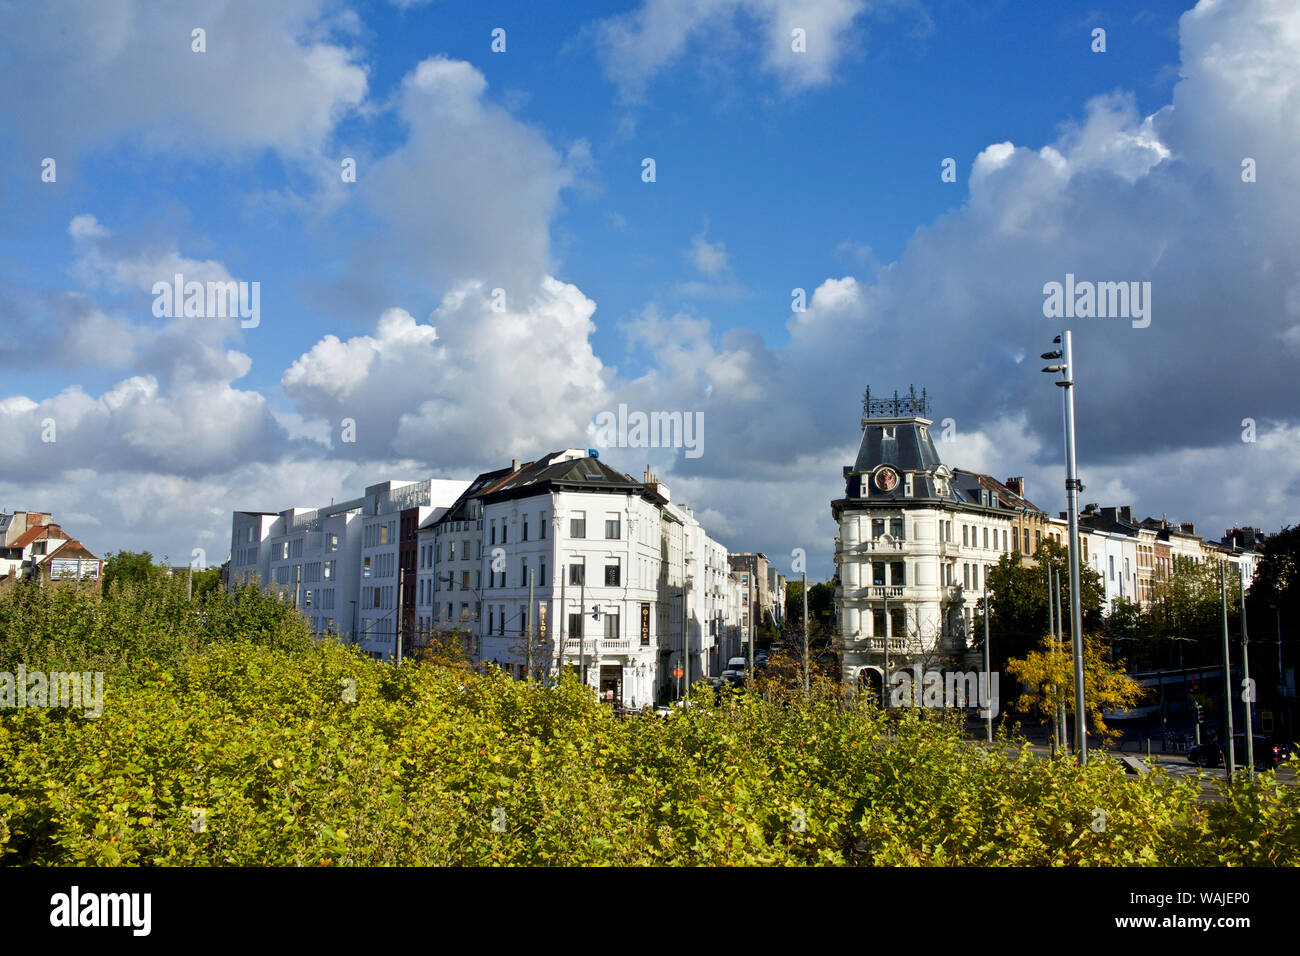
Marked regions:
[1219,562,1236,779]
[1240,566,1255,779]
[1042,331,1088,765]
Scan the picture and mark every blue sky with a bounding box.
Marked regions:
[1,0,1297,576]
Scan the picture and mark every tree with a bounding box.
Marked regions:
[1005,634,1146,743]
[101,550,165,596]
[979,539,1105,672]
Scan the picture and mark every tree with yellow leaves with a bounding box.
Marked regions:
[1005,634,1146,743]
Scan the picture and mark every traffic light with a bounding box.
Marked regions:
[591,604,600,620]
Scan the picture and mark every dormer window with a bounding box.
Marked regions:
[882,426,896,439]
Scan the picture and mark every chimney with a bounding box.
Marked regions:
[511,458,521,472]
[1119,505,1133,523]
[1180,521,1196,535]
[1005,477,1024,497]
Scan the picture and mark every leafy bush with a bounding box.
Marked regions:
[2,634,1295,865]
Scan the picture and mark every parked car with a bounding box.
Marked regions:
[1188,735,1293,769]
[726,656,748,672]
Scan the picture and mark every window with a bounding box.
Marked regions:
[521,557,528,587]
[522,516,529,541]
[568,613,583,640]
[373,587,382,609]
[363,556,372,578]
[873,608,886,636]
[973,564,980,590]
[891,562,906,586]
[1109,556,1115,580]
[873,562,886,586]
[605,516,621,539]
[605,560,621,587]
[501,524,508,544]
[983,527,989,549]
[872,519,885,540]
[379,524,390,545]
[463,540,469,560]
[539,513,546,539]
[604,612,620,640]
[1002,529,1008,551]
[569,561,585,586]
[327,533,338,551]
[498,608,505,635]
[1035,531,1041,551]
[462,570,470,590]
[488,608,494,632]
[490,524,496,545]
[540,558,547,587]
[964,564,970,589]
[449,540,456,561]
[890,518,904,539]
[520,604,528,633]
[324,560,335,581]
[303,589,312,608]
[571,512,587,538]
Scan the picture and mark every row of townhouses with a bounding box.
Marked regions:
[832,387,1263,689]
[228,449,785,707]
[0,510,102,593]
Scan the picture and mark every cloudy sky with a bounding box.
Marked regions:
[1,0,1297,577]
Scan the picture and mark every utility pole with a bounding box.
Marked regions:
[802,570,810,698]
[983,588,992,743]
[682,539,689,697]
[747,565,755,682]
[1044,330,1088,764]
[396,567,404,665]
[527,567,535,681]
[1220,562,1236,779]
[580,576,586,689]
[560,554,567,678]
[882,592,890,709]
[1054,563,1068,752]
[1240,566,1254,779]
[1047,563,1057,754]
[187,564,193,602]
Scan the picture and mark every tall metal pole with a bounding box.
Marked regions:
[1220,562,1236,778]
[580,577,586,689]
[1240,566,1254,779]
[882,592,890,709]
[1060,330,1088,764]
[802,570,810,698]
[560,554,567,679]
[396,567,404,665]
[682,537,689,697]
[527,568,535,681]
[1054,562,1068,751]
[1047,563,1058,753]
[983,587,992,743]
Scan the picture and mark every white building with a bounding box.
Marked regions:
[418,450,743,705]
[832,388,1034,691]
[229,477,470,654]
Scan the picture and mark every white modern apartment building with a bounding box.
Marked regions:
[229,477,470,655]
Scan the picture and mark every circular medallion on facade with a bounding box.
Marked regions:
[874,466,900,491]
